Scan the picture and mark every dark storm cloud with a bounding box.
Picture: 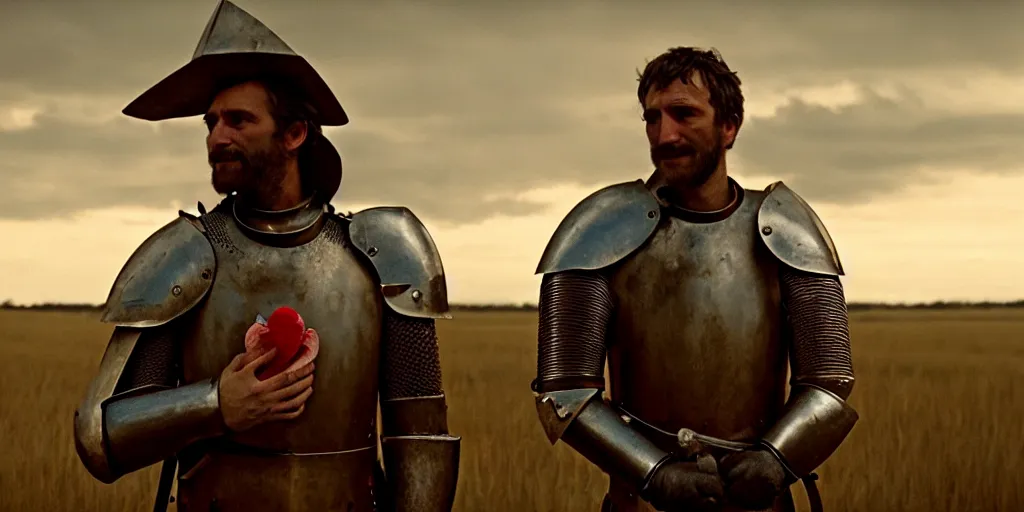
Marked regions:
[735,88,1024,202]
[1,0,1022,221]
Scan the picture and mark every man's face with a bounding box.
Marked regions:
[204,81,294,198]
[642,72,736,189]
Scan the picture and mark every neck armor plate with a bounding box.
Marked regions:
[231,193,327,248]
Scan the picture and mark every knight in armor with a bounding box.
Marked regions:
[531,47,858,512]
[73,2,460,510]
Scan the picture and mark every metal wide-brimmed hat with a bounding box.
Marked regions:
[123,0,346,202]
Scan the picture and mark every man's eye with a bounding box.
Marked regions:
[670,107,694,119]
[642,111,659,123]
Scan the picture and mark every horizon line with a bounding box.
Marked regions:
[3,300,1024,312]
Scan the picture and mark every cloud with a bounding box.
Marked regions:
[1,0,1022,222]
[733,87,1024,202]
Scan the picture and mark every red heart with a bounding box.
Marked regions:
[257,306,305,380]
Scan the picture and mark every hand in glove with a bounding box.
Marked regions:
[718,448,788,510]
[641,457,724,512]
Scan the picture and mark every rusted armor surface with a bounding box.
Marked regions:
[175,202,382,510]
[533,177,857,512]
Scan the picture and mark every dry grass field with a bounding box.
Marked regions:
[1,308,1022,511]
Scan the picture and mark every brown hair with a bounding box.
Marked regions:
[637,47,744,148]
[254,76,323,195]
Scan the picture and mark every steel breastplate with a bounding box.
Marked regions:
[606,186,789,447]
[179,207,383,454]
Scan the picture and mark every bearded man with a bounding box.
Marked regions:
[73,2,460,511]
[531,47,859,512]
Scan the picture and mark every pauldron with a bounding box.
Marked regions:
[349,207,451,320]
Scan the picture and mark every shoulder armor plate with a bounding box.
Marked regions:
[101,214,216,327]
[757,182,844,276]
[535,180,661,274]
[348,207,451,319]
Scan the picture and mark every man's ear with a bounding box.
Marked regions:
[721,120,739,150]
[283,121,309,151]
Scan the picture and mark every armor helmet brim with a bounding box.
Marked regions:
[122,0,346,201]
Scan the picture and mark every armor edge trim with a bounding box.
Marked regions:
[100,215,216,328]
[757,182,844,276]
[535,180,661,275]
[534,388,602,444]
[348,207,451,320]
[381,394,450,437]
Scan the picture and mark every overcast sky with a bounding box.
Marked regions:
[2,0,1023,305]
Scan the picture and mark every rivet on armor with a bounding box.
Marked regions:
[172,285,182,296]
[762,226,773,235]
[201,269,212,280]
[647,210,657,219]
[411,290,423,301]
[368,246,378,257]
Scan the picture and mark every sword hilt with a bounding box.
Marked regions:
[677,428,755,454]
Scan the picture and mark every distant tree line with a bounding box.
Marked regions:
[3,299,1024,313]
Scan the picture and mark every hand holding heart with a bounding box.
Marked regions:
[244,307,320,380]
[218,307,320,433]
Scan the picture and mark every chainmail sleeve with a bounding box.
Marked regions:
[115,323,180,393]
[379,308,445,400]
[780,266,855,399]
[534,270,613,393]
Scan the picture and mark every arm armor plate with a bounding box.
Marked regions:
[74,213,225,483]
[760,385,858,481]
[758,208,859,481]
[379,310,460,511]
[533,271,670,492]
[757,181,844,277]
[535,180,661,275]
[349,207,451,319]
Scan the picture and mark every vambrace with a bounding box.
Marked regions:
[379,311,460,512]
[761,267,859,480]
[104,379,225,478]
[536,390,670,492]
[74,324,225,483]
[533,272,671,493]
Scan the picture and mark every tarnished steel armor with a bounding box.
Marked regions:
[533,176,857,512]
[73,2,460,511]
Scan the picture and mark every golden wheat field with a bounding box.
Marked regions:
[1,308,1023,511]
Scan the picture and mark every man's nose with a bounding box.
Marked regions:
[658,117,683,145]
[207,122,232,149]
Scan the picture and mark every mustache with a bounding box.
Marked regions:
[651,143,696,161]
[209,147,247,165]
